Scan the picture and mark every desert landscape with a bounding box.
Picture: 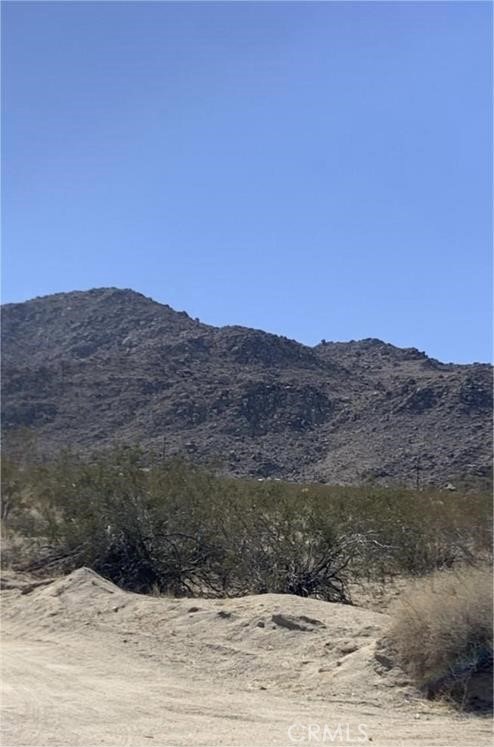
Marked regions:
[1,290,492,746]
[3,2,492,744]
[2,567,492,747]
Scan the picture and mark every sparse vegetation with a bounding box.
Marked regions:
[3,441,493,714]
[2,444,491,603]
[385,566,493,711]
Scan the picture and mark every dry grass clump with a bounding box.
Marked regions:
[386,565,493,711]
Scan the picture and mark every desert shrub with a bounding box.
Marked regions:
[316,486,492,579]
[28,448,224,595]
[385,566,493,710]
[193,487,362,601]
[3,448,363,600]
[3,444,492,599]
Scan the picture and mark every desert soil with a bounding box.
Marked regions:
[1,568,491,747]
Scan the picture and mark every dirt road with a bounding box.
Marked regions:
[1,569,491,747]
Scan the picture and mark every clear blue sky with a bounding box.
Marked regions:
[2,1,492,363]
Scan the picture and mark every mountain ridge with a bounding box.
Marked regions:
[2,287,492,487]
[4,286,485,365]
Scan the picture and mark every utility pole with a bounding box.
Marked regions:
[415,454,421,491]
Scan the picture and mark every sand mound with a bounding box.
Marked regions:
[34,565,127,604]
[2,567,412,707]
[3,568,492,747]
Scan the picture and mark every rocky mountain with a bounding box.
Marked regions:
[2,287,492,487]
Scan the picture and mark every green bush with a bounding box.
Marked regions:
[2,445,492,600]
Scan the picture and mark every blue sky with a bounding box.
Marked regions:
[2,1,492,363]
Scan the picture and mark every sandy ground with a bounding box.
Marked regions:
[1,568,492,747]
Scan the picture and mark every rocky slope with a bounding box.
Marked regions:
[2,287,492,486]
